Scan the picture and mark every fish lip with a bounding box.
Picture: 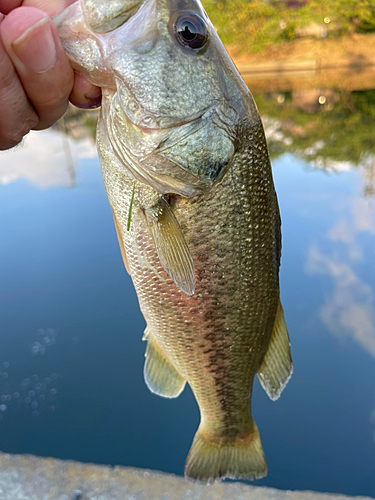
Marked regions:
[84,2,142,34]
[128,112,206,135]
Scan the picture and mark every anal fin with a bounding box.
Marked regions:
[143,196,195,296]
[144,335,186,398]
[257,300,293,401]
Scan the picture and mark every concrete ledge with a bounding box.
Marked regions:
[0,452,373,500]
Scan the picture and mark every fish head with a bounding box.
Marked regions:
[55,0,249,196]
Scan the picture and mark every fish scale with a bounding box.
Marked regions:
[55,0,293,483]
[104,124,277,428]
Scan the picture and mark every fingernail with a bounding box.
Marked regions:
[11,17,57,73]
[84,88,102,100]
[82,95,102,109]
[78,77,102,100]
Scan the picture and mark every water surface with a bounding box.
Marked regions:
[0,87,375,497]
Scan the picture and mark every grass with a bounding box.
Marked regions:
[201,0,375,54]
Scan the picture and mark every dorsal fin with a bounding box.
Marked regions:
[143,196,195,296]
[257,300,293,401]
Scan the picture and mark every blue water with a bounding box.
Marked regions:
[0,128,375,496]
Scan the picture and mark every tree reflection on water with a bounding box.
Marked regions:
[256,88,375,196]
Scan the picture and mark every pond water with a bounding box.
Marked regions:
[0,84,375,497]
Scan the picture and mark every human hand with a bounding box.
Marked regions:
[0,0,102,150]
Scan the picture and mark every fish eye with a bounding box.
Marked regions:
[174,13,207,50]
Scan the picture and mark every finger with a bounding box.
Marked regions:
[70,73,101,109]
[26,0,102,108]
[0,1,22,15]
[1,7,74,130]
[0,1,77,17]
[0,15,38,150]
[22,0,77,17]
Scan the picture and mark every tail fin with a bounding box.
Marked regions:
[184,421,267,484]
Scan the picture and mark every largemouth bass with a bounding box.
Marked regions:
[54,0,293,483]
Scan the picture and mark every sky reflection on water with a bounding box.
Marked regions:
[0,99,375,497]
[0,129,96,189]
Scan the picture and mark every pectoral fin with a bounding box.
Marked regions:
[144,196,195,296]
[112,211,130,274]
[144,335,186,398]
[257,301,293,401]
